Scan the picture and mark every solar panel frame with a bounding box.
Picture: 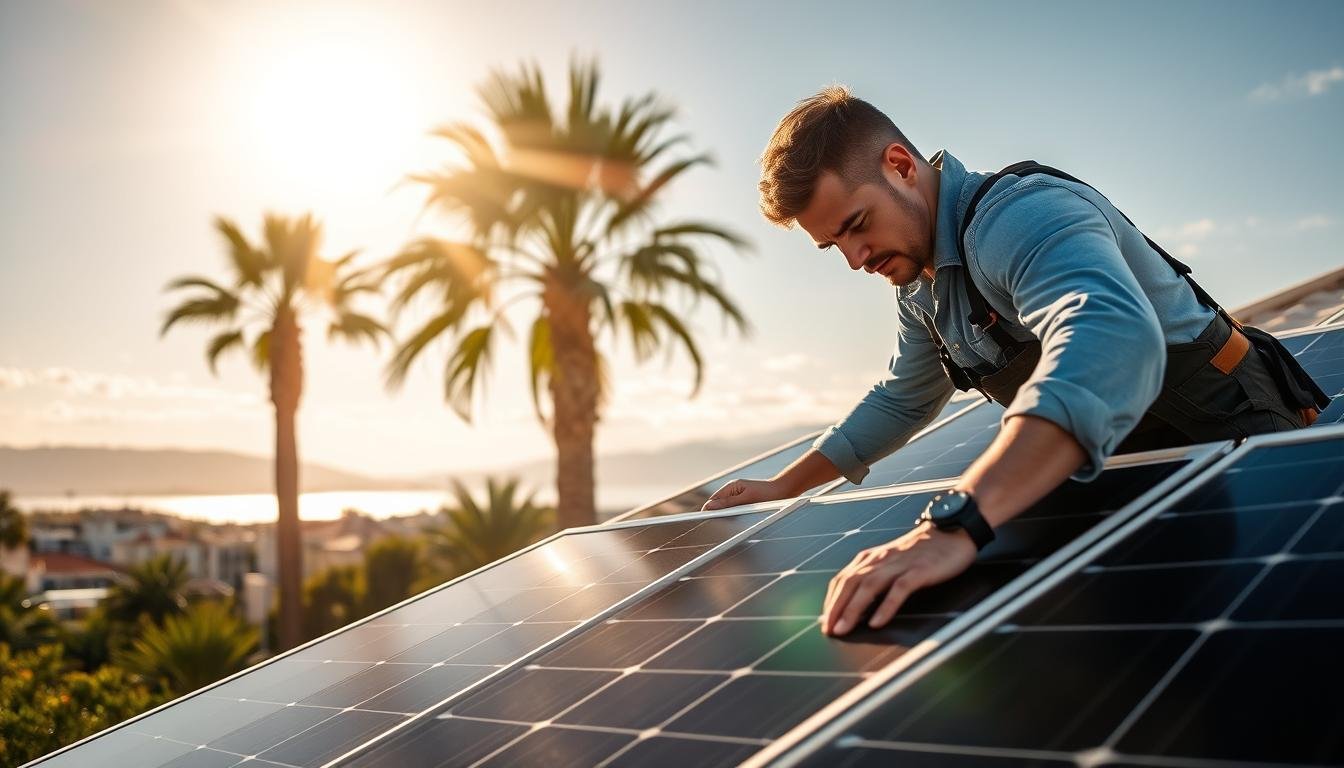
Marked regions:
[606,394,985,524]
[758,424,1344,768]
[21,499,803,768]
[324,441,1228,768]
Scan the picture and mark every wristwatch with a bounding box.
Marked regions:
[919,491,995,551]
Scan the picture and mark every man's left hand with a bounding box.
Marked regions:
[821,521,978,636]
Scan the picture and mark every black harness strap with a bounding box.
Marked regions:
[955,161,1227,327]
[939,160,1331,413]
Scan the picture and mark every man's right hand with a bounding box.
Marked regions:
[701,478,790,511]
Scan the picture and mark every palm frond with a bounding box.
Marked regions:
[212,216,268,287]
[160,294,241,337]
[205,329,245,375]
[527,315,555,423]
[327,311,389,348]
[250,329,271,372]
[442,325,496,423]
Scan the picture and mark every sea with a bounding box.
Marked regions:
[15,483,690,526]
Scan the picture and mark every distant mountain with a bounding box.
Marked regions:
[476,423,828,490]
[0,423,827,497]
[0,446,434,496]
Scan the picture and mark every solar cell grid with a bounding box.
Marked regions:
[789,430,1344,768]
[1284,325,1344,424]
[827,400,1005,494]
[28,512,769,768]
[337,458,1191,768]
[615,395,983,522]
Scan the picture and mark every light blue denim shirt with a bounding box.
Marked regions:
[812,148,1215,483]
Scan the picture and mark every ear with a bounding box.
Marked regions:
[882,142,918,182]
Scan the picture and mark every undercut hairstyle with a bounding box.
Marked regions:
[758,85,922,227]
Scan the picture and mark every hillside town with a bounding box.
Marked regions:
[2,501,437,639]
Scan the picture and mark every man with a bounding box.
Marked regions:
[701,86,1325,638]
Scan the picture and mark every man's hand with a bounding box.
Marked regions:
[701,478,788,511]
[821,521,977,636]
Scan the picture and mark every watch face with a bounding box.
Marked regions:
[928,492,970,525]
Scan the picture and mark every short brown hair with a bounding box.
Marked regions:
[758,86,921,227]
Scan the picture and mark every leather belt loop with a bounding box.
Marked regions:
[1211,326,1251,375]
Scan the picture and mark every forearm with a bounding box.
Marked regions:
[771,449,843,496]
[952,414,1086,527]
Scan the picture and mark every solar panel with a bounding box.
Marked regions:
[1280,324,1344,424]
[612,396,985,523]
[607,430,823,522]
[780,427,1344,768]
[25,511,777,768]
[334,445,1221,768]
[825,399,1005,494]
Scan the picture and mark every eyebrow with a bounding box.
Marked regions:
[816,209,864,249]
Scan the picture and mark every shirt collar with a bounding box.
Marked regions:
[897,148,973,300]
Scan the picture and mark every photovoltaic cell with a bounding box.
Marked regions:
[795,434,1344,767]
[29,513,766,768]
[620,397,983,519]
[827,400,1005,494]
[1284,326,1344,425]
[612,430,821,521]
[337,460,1183,768]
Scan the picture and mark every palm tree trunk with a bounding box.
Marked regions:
[543,283,599,529]
[270,309,304,650]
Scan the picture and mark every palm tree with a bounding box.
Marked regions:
[0,490,26,550]
[116,601,258,696]
[0,574,57,651]
[382,59,750,529]
[422,477,554,582]
[160,213,387,650]
[105,554,189,625]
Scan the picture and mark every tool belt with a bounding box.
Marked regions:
[925,161,1332,444]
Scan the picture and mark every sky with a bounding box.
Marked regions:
[1,0,1341,491]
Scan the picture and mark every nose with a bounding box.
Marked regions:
[842,242,871,272]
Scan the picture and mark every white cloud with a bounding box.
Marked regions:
[1175,243,1200,258]
[1249,65,1344,102]
[0,366,261,405]
[761,353,813,372]
[1154,218,1216,241]
[1291,214,1334,231]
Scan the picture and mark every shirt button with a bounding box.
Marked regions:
[951,343,960,351]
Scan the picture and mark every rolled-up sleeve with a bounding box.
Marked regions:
[812,297,955,484]
[968,182,1166,480]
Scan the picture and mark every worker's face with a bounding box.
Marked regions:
[795,144,935,287]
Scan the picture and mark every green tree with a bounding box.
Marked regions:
[160,213,388,650]
[362,536,421,614]
[382,59,750,528]
[115,601,258,697]
[0,574,57,651]
[60,605,122,671]
[422,477,554,584]
[0,489,27,549]
[0,644,162,766]
[301,565,365,641]
[105,554,189,625]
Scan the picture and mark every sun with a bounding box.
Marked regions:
[232,9,431,205]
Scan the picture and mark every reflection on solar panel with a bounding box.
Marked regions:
[1281,325,1344,424]
[827,400,1005,494]
[27,513,771,768]
[336,452,1208,768]
[784,429,1344,768]
[614,397,984,522]
[609,431,822,522]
